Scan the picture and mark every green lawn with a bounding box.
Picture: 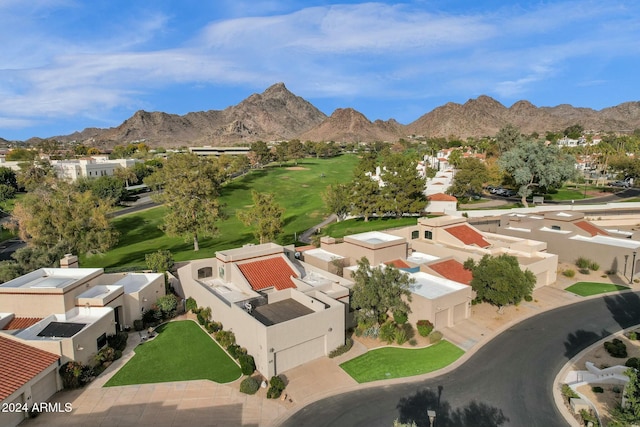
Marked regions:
[322,217,418,239]
[104,321,241,386]
[565,282,630,297]
[339,340,464,383]
[81,155,359,268]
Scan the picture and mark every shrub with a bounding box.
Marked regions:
[409,339,417,346]
[107,332,128,352]
[562,269,575,278]
[239,354,256,375]
[626,357,640,369]
[604,338,628,358]
[227,344,242,359]
[589,262,600,271]
[267,375,286,399]
[393,311,408,325]
[133,319,144,331]
[59,361,87,389]
[561,384,579,400]
[215,330,236,348]
[524,294,533,302]
[592,386,604,393]
[630,331,638,340]
[329,338,354,358]
[156,294,179,319]
[185,297,198,313]
[94,347,117,365]
[379,321,397,344]
[576,257,590,269]
[142,307,161,326]
[429,330,443,343]
[416,320,434,337]
[579,268,591,275]
[197,313,206,325]
[239,376,260,395]
[395,327,408,345]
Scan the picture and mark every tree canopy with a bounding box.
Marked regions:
[498,140,576,207]
[379,154,426,218]
[350,257,413,327]
[448,158,489,198]
[464,254,535,309]
[610,368,640,426]
[145,153,224,251]
[237,190,285,244]
[322,183,351,221]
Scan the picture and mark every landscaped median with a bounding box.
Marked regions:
[104,320,242,386]
[565,281,630,297]
[339,340,464,383]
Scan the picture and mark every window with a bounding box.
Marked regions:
[198,267,213,279]
[97,333,107,350]
[411,230,419,240]
[424,230,433,240]
[551,225,561,231]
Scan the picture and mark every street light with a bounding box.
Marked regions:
[631,251,637,285]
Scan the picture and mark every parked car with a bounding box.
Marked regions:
[609,180,630,188]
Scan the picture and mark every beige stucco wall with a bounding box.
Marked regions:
[408,286,472,329]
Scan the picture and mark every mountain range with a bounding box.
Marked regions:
[24,83,640,147]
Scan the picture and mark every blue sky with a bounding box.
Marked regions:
[1,0,639,141]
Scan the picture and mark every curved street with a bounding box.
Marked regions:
[279,291,640,427]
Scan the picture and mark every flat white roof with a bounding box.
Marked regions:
[347,231,403,244]
[570,235,640,249]
[114,273,162,293]
[406,252,440,264]
[304,248,344,262]
[0,268,103,289]
[300,270,335,287]
[409,272,468,299]
[77,285,122,299]
[505,226,531,232]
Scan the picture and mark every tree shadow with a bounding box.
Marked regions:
[604,292,640,330]
[564,329,608,359]
[396,387,508,427]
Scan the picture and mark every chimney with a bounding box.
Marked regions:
[60,254,79,269]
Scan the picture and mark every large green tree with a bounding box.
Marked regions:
[350,257,413,327]
[499,140,576,207]
[495,124,525,154]
[380,154,426,218]
[145,153,224,251]
[249,141,272,168]
[349,168,381,222]
[464,254,536,310]
[322,183,351,221]
[237,191,285,244]
[448,158,489,198]
[610,368,640,426]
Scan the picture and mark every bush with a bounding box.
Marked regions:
[589,262,600,271]
[576,257,590,269]
[524,294,533,302]
[630,331,638,340]
[133,319,144,331]
[604,338,628,358]
[429,330,443,343]
[59,361,88,389]
[561,384,579,400]
[156,294,179,319]
[393,311,408,325]
[94,346,117,365]
[142,307,162,326]
[562,269,575,278]
[215,330,236,348]
[267,375,286,399]
[416,320,434,337]
[227,344,243,359]
[239,376,260,395]
[185,297,198,313]
[395,327,408,345]
[579,268,591,275]
[626,357,640,370]
[107,332,128,352]
[329,338,354,358]
[197,313,206,325]
[592,386,604,393]
[409,339,417,346]
[379,321,397,344]
[239,354,256,375]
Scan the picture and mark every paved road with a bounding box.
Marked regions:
[279,291,640,427]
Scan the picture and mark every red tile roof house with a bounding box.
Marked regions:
[177,242,352,378]
[0,334,61,427]
[495,211,640,277]
[426,193,458,215]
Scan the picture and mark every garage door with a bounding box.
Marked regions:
[275,336,325,374]
[0,394,26,427]
[31,369,58,404]
[453,303,467,324]
[435,308,449,329]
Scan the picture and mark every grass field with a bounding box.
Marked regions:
[322,217,418,238]
[104,321,241,386]
[339,340,464,383]
[81,155,359,268]
[565,282,630,297]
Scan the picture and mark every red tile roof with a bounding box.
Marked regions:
[428,193,457,202]
[2,317,43,330]
[237,257,298,291]
[0,335,60,400]
[575,221,609,237]
[385,259,411,269]
[428,259,472,285]
[445,224,491,248]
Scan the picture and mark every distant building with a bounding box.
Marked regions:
[51,156,139,181]
[188,146,251,156]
